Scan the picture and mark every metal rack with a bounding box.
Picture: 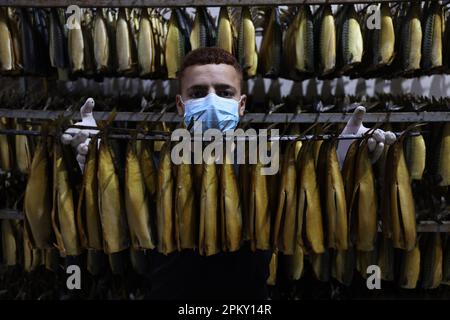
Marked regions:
[0,0,412,8]
[1,109,449,123]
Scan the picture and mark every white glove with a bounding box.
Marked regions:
[337,106,396,167]
[61,98,99,172]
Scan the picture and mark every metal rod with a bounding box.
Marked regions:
[0,129,418,141]
[1,109,449,123]
[0,0,413,8]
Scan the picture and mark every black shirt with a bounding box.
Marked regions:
[148,244,272,300]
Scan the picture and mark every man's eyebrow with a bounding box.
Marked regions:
[213,83,237,91]
[186,85,209,91]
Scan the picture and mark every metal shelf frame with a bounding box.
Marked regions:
[0,0,413,8]
[1,109,450,123]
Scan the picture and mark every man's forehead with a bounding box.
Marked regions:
[180,64,241,88]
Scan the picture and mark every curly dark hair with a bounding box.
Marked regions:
[177,47,243,80]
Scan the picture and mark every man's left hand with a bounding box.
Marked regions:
[337,106,397,165]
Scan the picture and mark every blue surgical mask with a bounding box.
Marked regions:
[180,92,241,132]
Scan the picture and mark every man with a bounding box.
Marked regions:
[62,47,395,299]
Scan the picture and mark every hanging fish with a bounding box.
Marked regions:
[400,2,422,75]
[165,9,190,79]
[316,5,336,77]
[283,6,315,80]
[20,9,37,75]
[23,224,34,272]
[151,11,167,77]
[273,143,298,254]
[199,153,220,256]
[216,7,234,55]
[24,137,53,249]
[139,140,157,198]
[375,125,392,229]
[421,233,442,289]
[160,15,169,75]
[0,117,12,171]
[34,8,52,76]
[14,121,32,175]
[421,1,443,73]
[437,123,450,186]
[105,8,118,74]
[297,140,325,254]
[48,8,68,69]
[76,136,103,252]
[443,234,450,285]
[285,243,304,280]
[174,155,196,250]
[266,251,278,286]
[190,7,215,50]
[153,122,170,152]
[7,8,22,73]
[404,132,426,180]
[97,138,129,254]
[156,141,176,255]
[116,8,137,75]
[0,8,14,73]
[346,139,377,252]
[67,9,84,74]
[128,8,140,55]
[239,149,251,242]
[259,7,282,78]
[219,151,242,253]
[1,219,19,266]
[238,6,258,78]
[51,142,82,257]
[342,139,359,207]
[383,136,417,251]
[93,9,110,74]
[138,9,156,77]
[370,3,395,70]
[81,9,95,76]
[125,140,155,250]
[399,240,421,289]
[317,140,348,250]
[338,5,363,73]
[248,159,271,251]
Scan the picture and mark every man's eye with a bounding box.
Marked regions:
[217,91,233,98]
[189,92,207,99]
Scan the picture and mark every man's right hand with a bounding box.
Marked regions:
[61,98,98,171]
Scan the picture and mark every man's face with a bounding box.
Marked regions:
[176,63,247,117]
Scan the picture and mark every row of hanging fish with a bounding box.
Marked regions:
[265,2,450,80]
[265,232,450,289]
[0,4,450,80]
[0,7,167,79]
[1,120,447,276]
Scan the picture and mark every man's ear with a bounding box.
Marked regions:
[238,94,247,117]
[176,95,184,116]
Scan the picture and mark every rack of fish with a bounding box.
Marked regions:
[1,89,450,120]
[0,119,449,290]
[1,2,450,81]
